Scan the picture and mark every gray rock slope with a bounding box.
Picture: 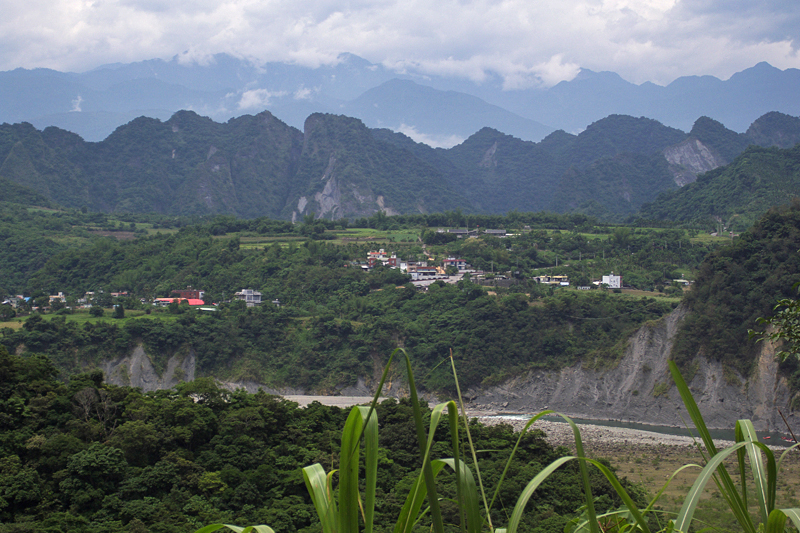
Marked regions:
[102,305,798,431]
[469,305,798,431]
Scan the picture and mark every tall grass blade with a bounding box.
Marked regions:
[735,419,776,522]
[302,463,337,533]
[585,459,651,533]
[778,442,800,469]
[393,458,481,533]
[782,508,800,531]
[566,415,600,533]
[438,458,482,533]
[673,442,751,533]
[505,456,576,533]
[442,401,467,533]
[392,461,447,533]
[488,411,553,511]
[488,411,599,533]
[403,350,445,533]
[641,464,702,531]
[339,407,366,533]
[669,361,755,533]
[668,362,717,456]
[450,353,494,532]
[194,526,276,533]
[360,405,379,533]
[765,509,787,533]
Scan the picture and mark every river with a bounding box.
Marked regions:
[282,395,798,448]
[482,413,798,447]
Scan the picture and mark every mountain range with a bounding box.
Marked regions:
[3,107,800,223]
[2,54,800,145]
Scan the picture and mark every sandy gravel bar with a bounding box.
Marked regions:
[283,395,381,408]
[281,396,787,452]
[474,416,732,449]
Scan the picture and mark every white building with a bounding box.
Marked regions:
[234,289,262,307]
[601,272,622,289]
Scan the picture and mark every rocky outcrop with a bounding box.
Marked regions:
[467,305,799,431]
[663,139,727,186]
[314,174,343,218]
[102,344,196,392]
[101,343,308,396]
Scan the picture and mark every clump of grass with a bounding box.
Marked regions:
[652,381,669,397]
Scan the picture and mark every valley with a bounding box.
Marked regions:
[2,92,800,533]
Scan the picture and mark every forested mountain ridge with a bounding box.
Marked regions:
[2,110,800,221]
[669,202,800,392]
[639,142,800,229]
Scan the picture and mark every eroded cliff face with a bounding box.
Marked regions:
[101,343,304,395]
[101,309,799,431]
[102,345,197,392]
[663,139,727,186]
[468,305,799,431]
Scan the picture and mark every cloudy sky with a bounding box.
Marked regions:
[2,0,798,87]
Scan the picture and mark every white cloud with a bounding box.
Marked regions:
[293,86,317,100]
[0,0,799,87]
[237,89,287,110]
[71,95,83,112]
[397,124,464,149]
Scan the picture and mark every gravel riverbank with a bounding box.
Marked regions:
[474,416,731,450]
[283,395,738,451]
[284,396,800,454]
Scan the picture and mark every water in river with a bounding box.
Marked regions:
[485,413,798,448]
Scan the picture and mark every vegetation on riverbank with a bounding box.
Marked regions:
[0,345,639,533]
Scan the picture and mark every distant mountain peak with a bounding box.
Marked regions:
[570,68,630,84]
[335,53,374,68]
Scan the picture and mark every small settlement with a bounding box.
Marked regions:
[2,227,690,314]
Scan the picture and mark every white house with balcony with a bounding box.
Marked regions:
[234,289,262,307]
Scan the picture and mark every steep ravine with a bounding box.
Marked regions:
[101,305,798,431]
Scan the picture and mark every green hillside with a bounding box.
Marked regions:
[549,152,676,219]
[745,112,800,149]
[284,114,469,219]
[671,202,800,389]
[638,144,800,230]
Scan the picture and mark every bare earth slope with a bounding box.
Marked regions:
[466,305,798,431]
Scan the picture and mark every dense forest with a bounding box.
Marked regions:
[0,346,642,533]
